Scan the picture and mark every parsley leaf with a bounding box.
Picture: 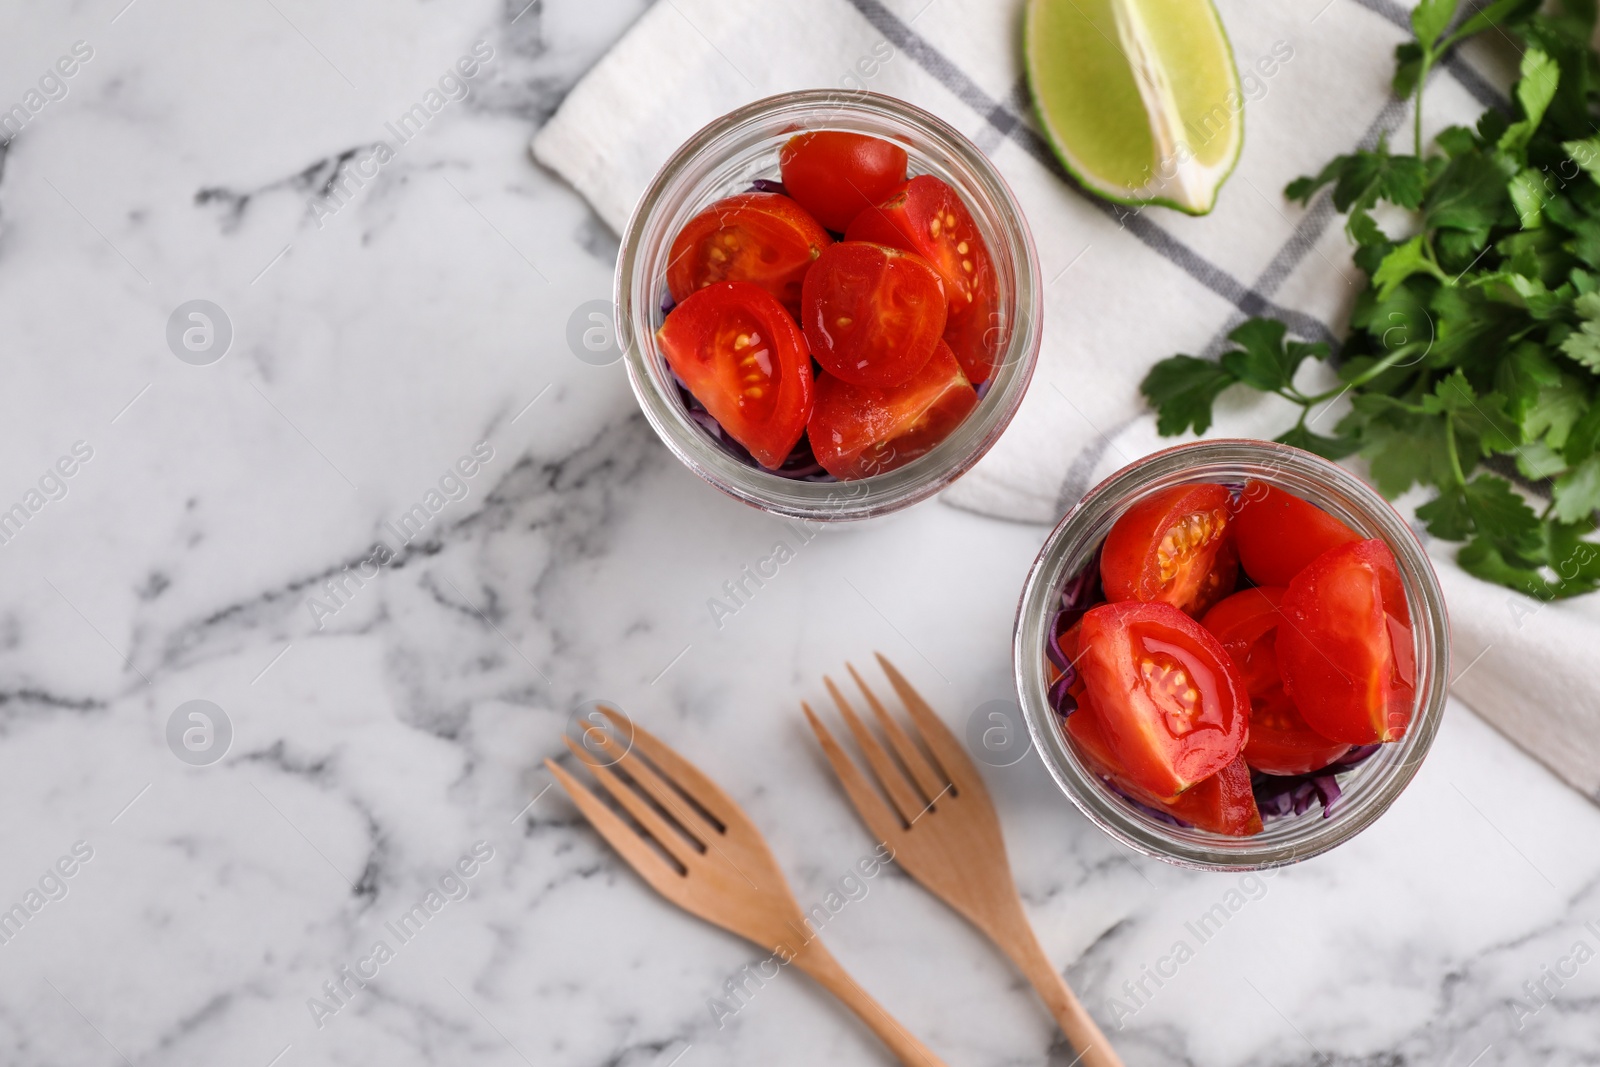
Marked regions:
[1217,318,1329,392]
[1410,0,1461,49]
[1560,290,1600,371]
[1498,48,1559,157]
[1373,235,1448,299]
[1140,355,1235,436]
[1553,455,1600,522]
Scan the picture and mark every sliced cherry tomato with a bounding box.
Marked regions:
[1247,688,1355,777]
[1277,539,1415,744]
[1076,600,1249,797]
[801,241,947,387]
[657,281,813,469]
[807,341,976,479]
[1202,588,1352,776]
[846,175,1000,383]
[1066,700,1262,835]
[1163,756,1263,836]
[778,131,908,232]
[667,193,831,317]
[1233,480,1361,587]
[1101,484,1239,617]
[939,287,1004,387]
[1200,587,1287,692]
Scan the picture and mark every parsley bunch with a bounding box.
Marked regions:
[1141,0,1600,600]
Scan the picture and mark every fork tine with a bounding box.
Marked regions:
[544,759,687,896]
[581,720,716,845]
[562,737,697,868]
[826,676,922,826]
[875,653,980,790]
[847,662,947,803]
[802,701,904,843]
[598,707,735,829]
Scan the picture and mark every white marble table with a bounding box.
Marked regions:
[2,2,1599,1065]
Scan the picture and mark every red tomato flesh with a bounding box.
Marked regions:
[667,193,831,318]
[1101,484,1239,617]
[846,175,1001,384]
[801,241,947,388]
[657,281,813,469]
[1202,587,1352,776]
[1277,539,1415,744]
[1076,601,1249,797]
[1233,480,1361,587]
[807,341,976,479]
[1067,698,1262,835]
[778,131,908,232]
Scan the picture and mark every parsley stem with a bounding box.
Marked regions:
[1412,51,1432,157]
[1298,340,1427,405]
[1445,416,1467,486]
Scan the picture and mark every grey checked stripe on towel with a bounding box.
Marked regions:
[533,0,1600,802]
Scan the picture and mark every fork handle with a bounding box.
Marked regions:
[786,939,951,1067]
[1001,922,1124,1067]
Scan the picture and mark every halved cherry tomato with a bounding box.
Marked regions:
[667,193,831,317]
[846,176,1000,384]
[1101,484,1239,617]
[657,281,813,469]
[1247,689,1354,777]
[940,288,1005,387]
[1233,480,1361,587]
[1202,588,1352,776]
[778,131,908,232]
[1277,539,1415,744]
[801,241,947,387]
[1066,698,1262,836]
[1076,600,1249,797]
[808,341,976,479]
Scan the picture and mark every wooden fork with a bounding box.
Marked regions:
[545,706,950,1067]
[804,655,1123,1067]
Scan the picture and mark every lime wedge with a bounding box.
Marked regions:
[1024,0,1243,215]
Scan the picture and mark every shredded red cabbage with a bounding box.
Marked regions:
[1048,673,1077,715]
[746,179,788,195]
[1044,617,1074,672]
[1059,552,1103,613]
[1045,551,1103,718]
[1251,745,1379,821]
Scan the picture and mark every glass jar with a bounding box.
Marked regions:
[1013,440,1451,870]
[614,90,1042,521]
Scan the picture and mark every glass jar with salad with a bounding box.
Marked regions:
[616,90,1042,521]
[1014,440,1450,870]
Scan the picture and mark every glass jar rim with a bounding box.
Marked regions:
[1013,439,1452,870]
[614,89,1043,521]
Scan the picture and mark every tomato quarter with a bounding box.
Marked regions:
[1076,600,1249,797]
[846,175,1001,383]
[807,340,976,479]
[667,192,831,318]
[801,241,947,387]
[1067,700,1262,835]
[657,281,813,470]
[1233,480,1361,587]
[1201,587,1352,776]
[778,131,908,232]
[1101,483,1239,617]
[1277,539,1416,744]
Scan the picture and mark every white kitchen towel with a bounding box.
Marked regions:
[532,0,1600,800]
